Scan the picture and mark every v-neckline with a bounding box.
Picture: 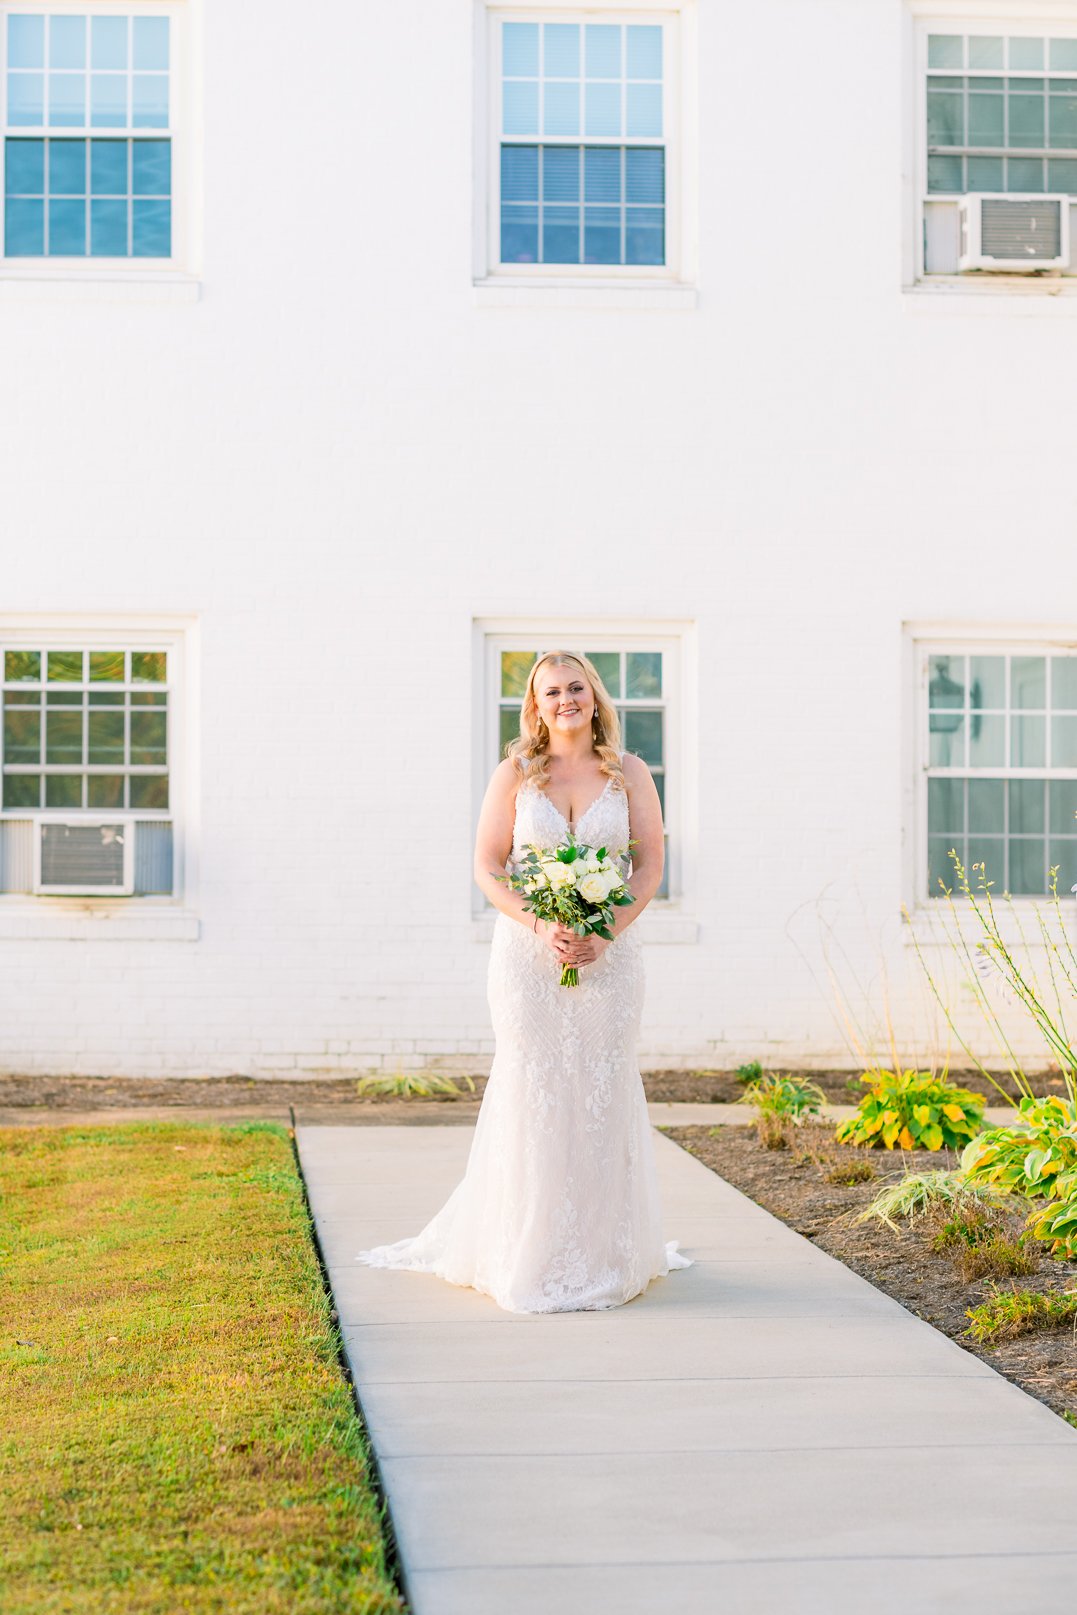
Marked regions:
[544,777,612,835]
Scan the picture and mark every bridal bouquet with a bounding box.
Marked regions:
[504,837,635,986]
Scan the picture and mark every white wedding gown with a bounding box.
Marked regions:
[356,771,693,1313]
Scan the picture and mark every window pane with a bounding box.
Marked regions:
[969,713,1004,767]
[50,16,86,70]
[626,83,662,138]
[8,74,45,125]
[90,72,127,127]
[47,651,83,681]
[928,777,964,834]
[930,716,965,767]
[91,138,127,194]
[88,773,124,807]
[6,138,45,194]
[584,205,619,263]
[1050,88,1077,147]
[1009,38,1044,71]
[1049,779,1077,832]
[48,197,86,253]
[132,139,169,195]
[968,836,1005,886]
[1051,715,1077,767]
[1050,39,1077,71]
[970,655,1005,709]
[499,705,518,758]
[585,24,621,79]
[132,72,168,128]
[969,37,1004,70]
[928,36,963,69]
[968,91,1004,145]
[45,773,82,807]
[1009,838,1046,894]
[49,138,86,195]
[131,651,166,683]
[544,81,579,137]
[1007,156,1044,191]
[542,204,579,262]
[1052,657,1077,709]
[87,709,124,764]
[929,836,959,894]
[48,71,86,127]
[3,707,40,763]
[129,773,168,809]
[928,154,964,192]
[501,145,538,202]
[5,197,43,252]
[1009,779,1045,832]
[503,80,539,136]
[5,651,40,681]
[1048,838,1077,893]
[928,88,964,145]
[627,25,662,79]
[585,82,621,137]
[1009,88,1046,148]
[8,14,45,69]
[45,709,82,763]
[133,16,169,71]
[543,145,579,201]
[585,146,620,202]
[543,23,579,78]
[89,197,125,254]
[968,156,1004,189]
[1048,159,1077,191]
[501,203,538,263]
[46,690,81,705]
[501,650,536,698]
[626,652,662,698]
[1011,714,1046,767]
[132,195,168,253]
[626,148,663,203]
[1012,655,1046,707]
[626,207,662,264]
[130,710,166,764]
[585,652,620,697]
[4,772,40,808]
[91,16,127,71]
[968,778,1004,833]
[623,708,662,766]
[502,21,538,77]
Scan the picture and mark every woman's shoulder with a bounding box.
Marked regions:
[619,750,649,787]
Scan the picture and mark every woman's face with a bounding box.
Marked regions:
[533,661,596,740]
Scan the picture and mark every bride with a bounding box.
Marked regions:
[356,650,692,1313]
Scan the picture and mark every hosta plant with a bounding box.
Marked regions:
[1026,1173,1077,1258]
[960,1095,1077,1199]
[836,1070,985,1151]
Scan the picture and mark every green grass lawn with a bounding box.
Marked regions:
[0,1121,404,1614]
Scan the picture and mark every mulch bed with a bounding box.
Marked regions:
[665,1121,1077,1425]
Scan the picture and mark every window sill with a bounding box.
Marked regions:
[0,902,200,941]
[0,269,201,305]
[473,278,697,311]
[904,276,1077,314]
[470,906,698,944]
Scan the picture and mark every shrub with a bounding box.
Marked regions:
[856,1169,1003,1230]
[741,1074,826,1148]
[836,1069,985,1151]
[734,1060,763,1085]
[355,1071,476,1099]
[965,1286,1077,1344]
[928,1204,1038,1281]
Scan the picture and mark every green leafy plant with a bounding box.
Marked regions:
[1026,1176,1077,1259]
[965,1285,1077,1344]
[836,1069,985,1151]
[961,1095,1077,1198]
[929,1205,1038,1281]
[734,1060,763,1085]
[740,1074,826,1148]
[355,1071,476,1100]
[856,1168,1003,1230]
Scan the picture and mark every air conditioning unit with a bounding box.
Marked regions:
[958,194,1069,272]
[33,819,133,896]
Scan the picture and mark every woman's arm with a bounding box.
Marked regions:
[472,761,583,959]
[572,753,664,962]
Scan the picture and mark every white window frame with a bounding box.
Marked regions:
[905,623,1077,918]
[0,612,199,938]
[907,3,1077,287]
[0,0,201,293]
[474,0,698,303]
[472,616,699,941]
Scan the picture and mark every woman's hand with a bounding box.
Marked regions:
[567,934,610,967]
[537,920,579,961]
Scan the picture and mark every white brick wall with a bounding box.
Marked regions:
[0,0,1072,1077]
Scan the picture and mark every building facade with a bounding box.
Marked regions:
[2,0,1076,1077]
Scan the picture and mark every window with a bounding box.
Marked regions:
[921,644,1077,900]
[918,22,1077,275]
[484,6,687,283]
[491,637,676,897]
[3,7,177,262]
[1,639,177,895]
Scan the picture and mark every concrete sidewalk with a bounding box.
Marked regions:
[298,1124,1077,1615]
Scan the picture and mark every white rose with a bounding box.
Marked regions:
[542,859,577,889]
[577,871,609,904]
[601,866,625,897]
[577,852,601,874]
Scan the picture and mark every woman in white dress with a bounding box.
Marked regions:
[356,650,692,1313]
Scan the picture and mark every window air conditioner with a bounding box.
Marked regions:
[958,194,1069,272]
[33,819,134,896]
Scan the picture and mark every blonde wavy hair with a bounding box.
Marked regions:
[506,651,625,794]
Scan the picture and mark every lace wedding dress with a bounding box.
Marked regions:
[356,770,693,1314]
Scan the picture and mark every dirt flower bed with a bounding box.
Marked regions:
[665,1121,1077,1425]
